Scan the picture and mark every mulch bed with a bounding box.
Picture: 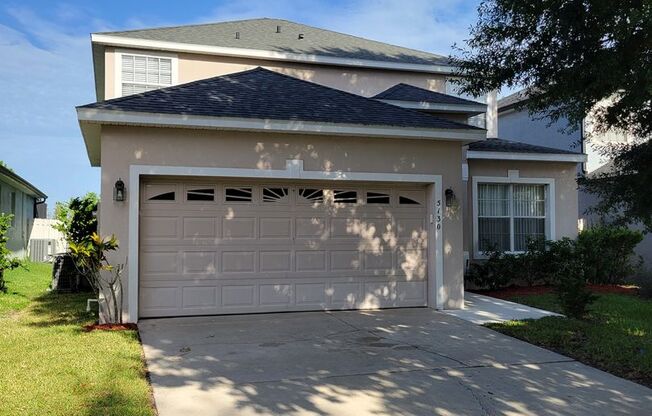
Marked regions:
[83,323,138,332]
[472,284,638,300]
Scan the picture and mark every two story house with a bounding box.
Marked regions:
[77,18,585,322]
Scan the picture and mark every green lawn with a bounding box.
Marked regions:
[0,263,155,416]
[487,292,652,388]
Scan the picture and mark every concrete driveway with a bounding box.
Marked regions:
[139,308,652,415]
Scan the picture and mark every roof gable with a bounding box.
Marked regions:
[373,83,483,106]
[79,67,480,130]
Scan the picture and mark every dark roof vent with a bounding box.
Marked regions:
[298,33,304,40]
[235,31,240,39]
[276,25,281,33]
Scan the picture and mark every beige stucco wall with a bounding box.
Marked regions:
[102,47,498,130]
[98,125,466,318]
[104,47,447,99]
[463,159,580,257]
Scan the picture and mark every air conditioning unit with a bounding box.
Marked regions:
[28,239,55,262]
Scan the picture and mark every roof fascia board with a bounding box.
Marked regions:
[77,108,485,141]
[377,99,486,114]
[91,34,457,75]
[466,150,586,163]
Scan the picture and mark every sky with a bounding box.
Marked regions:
[0,0,483,214]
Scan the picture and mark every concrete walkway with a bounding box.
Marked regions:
[140,308,652,415]
[442,292,561,324]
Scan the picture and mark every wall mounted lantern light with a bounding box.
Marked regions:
[114,178,126,202]
[445,188,456,208]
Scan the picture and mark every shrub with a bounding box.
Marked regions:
[466,247,513,290]
[576,226,643,284]
[69,233,124,323]
[0,214,24,291]
[466,238,553,290]
[546,238,596,318]
[631,267,652,299]
[54,193,99,245]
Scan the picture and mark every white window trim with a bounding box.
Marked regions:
[472,174,556,259]
[125,161,444,322]
[113,49,179,99]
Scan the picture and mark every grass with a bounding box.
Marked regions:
[0,263,155,416]
[0,262,53,314]
[487,292,652,387]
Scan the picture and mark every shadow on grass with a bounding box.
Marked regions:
[27,290,98,329]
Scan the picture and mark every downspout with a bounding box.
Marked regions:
[34,197,47,218]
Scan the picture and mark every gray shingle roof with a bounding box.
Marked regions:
[373,83,484,106]
[97,18,450,66]
[468,138,581,154]
[0,165,46,199]
[497,90,529,111]
[79,67,481,130]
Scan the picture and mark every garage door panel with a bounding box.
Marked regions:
[296,283,327,305]
[295,217,327,238]
[330,250,361,271]
[329,282,363,307]
[183,251,216,274]
[259,284,293,306]
[364,250,394,271]
[260,251,292,272]
[222,217,256,239]
[296,250,327,272]
[141,216,179,240]
[221,251,256,273]
[182,286,218,309]
[222,285,256,307]
[141,251,179,275]
[140,180,428,317]
[183,217,217,239]
[259,218,292,239]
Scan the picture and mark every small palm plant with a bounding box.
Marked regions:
[0,214,24,292]
[69,233,125,323]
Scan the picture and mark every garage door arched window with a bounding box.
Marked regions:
[225,187,253,202]
[262,187,289,203]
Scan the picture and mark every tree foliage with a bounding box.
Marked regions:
[54,193,99,245]
[453,0,652,229]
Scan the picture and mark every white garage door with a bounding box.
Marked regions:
[139,178,429,317]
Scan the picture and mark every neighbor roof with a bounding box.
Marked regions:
[467,138,580,155]
[497,90,530,112]
[79,67,479,131]
[96,18,450,67]
[0,165,46,199]
[373,83,484,106]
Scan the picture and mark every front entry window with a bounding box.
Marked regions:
[477,183,547,252]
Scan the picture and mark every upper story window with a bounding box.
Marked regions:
[119,52,176,97]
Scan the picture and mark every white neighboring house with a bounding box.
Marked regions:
[497,90,652,267]
[0,164,47,258]
[28,219,67,262]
